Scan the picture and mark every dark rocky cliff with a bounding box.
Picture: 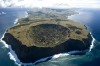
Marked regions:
[2,18,93,63]
[3,32,92,63]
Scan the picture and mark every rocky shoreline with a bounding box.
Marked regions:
[1,8,93,64]
[2,30,92,63]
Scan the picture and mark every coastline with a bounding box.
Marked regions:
[67,10,95,52]
[0,30,95,66]
[0,10,96,65]
[68,10,83,19]
[0,32,22,66]
[14,11,28,25]
[14,19,18,25]
[89,32,95,52]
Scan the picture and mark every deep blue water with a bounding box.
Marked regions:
[0,8,29,66]
[69,8,100,41]
[0,8,100,66]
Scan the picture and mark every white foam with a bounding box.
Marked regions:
[52,32,95,59]
[89,32,95,52]
[13,11,28,25]
[1,31,95,66]
[24,12,28,18]
[8,45,22,65]
[0,32,22,66]
[0,18,95,66]
[1,32,84,66]
[52,50,82,59]
[0,32,52,66]
[8,52,17,62]
[14,19,18,24]
[0,32,9,48]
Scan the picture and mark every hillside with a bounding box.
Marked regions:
[7,19,89,47]
[2,8,92,63]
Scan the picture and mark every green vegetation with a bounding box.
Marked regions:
[7,18,89,47]
[3,8,92,63]
[6,8,89,47]
[27,24,69,47]
[17,8,78,24]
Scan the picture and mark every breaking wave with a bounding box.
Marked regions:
[89,32,95,52]
[0,31,95,66]
[0,11,96,65]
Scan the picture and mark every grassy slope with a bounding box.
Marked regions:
[6,8,88,47]
[7,19,89,47]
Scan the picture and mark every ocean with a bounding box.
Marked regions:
[0,8,100,66]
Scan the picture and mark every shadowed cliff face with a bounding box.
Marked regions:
[3,33,92,63]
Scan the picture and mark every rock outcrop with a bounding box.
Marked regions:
[2,19,92,63]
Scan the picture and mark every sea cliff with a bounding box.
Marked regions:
[2,19,92,63]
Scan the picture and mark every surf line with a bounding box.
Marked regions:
[0,28,95,66]
[89,32,95,52]
[0,32,22,66]
[0,30,95,66]
[0,12,95,66]
[0,32,85,66]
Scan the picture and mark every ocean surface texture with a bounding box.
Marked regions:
[0,8,100,66]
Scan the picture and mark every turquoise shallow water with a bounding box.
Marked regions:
[0,8,100,66]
